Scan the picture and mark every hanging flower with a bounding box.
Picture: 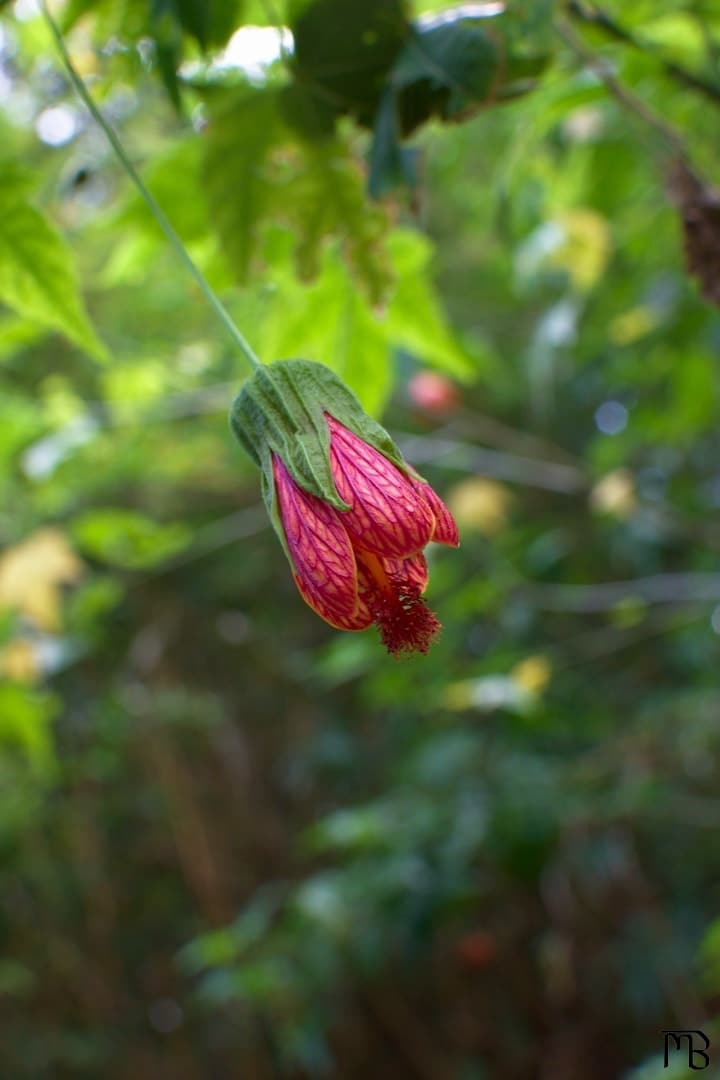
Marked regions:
[231,360,458,655]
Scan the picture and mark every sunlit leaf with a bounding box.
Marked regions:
[0,169,107,360]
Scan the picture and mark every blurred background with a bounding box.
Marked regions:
[1,0,720,1076]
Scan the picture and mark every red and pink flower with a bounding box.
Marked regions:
[273,414,458,655]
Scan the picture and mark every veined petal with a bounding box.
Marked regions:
[412,478,460,547]
[293,570,373,630]
[384,552,429,594]
[327,416,434,558]
[273,456,367,630]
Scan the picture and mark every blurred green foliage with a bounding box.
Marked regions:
[1,0,720,1076]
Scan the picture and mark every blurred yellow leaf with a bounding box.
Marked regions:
[511,655,552,696]
[447,477,511,536]
[0,528,84,631]
[608,306,659,346]
[549,209,612,292]
[68,49,99,77]
[0,640,40,684]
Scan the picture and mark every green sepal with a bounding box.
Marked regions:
[230,359,414,551]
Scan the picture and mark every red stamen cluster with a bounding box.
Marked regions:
[365,573,442,656]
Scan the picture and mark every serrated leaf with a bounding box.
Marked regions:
[0,172,107,360]
[202,87,393,302]
[283,139,393,304]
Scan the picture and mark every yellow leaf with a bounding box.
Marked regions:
[0,640,40,684]
[608,306,659,346]
[511,655,552,696]
[447,477,511,536]
[0,528,84,631]
[555,210,612,292]
[68,49,99,77]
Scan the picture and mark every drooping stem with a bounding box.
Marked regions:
[40,0,263,372]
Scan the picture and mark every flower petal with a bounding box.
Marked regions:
[273,456,369,630]
[384,552,429,594]
[412,479,459,547]
[327,416,435,557]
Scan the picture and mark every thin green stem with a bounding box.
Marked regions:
[40,0,262,372]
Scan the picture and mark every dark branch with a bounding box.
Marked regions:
[567,0,720,107]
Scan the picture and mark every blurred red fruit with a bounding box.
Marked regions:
[408,371,460,415]
[455,930,497,970]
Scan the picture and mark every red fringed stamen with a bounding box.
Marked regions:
[371,585,442,656]
[356,550,441,656]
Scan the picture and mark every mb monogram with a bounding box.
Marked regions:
[663,1030,710,1070]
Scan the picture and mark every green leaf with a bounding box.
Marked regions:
[259,251,392,415]
[0,684,56,772]
[202,88,393,302]
[0,170,107,360]
[291,0,411,127]
[367,86,417,199]
[368,7,551,193]
[284,138,393,304]
[391,18,499,133]
[161,0,244,52]
[202,87,282,283]
[174,0,213,48]
[71,510,191,569]
[385,230,479,378]
[150,0,185,109]
[233,229,478,412]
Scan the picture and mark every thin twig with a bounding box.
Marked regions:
[398,433,587,493]
[520,572,720,612]
[567,1,720,107]
[546,608,706,672]
[555,15,687,155]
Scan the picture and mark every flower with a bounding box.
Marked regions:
[230,359,459,655]
[408,370,460,416]
[272,414,458,655]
